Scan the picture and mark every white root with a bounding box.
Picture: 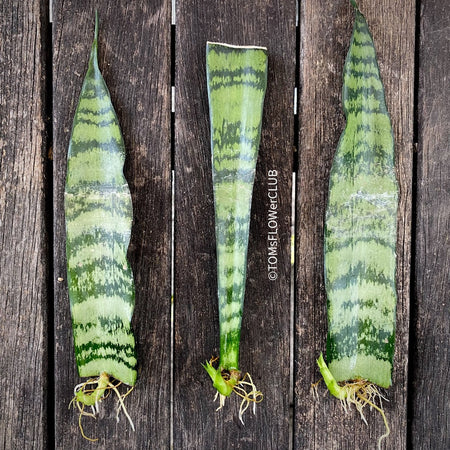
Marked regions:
[70,374,135,440]
[213,372,263,425]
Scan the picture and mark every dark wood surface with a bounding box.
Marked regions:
[412,0,450,448]
[53,1,171,448]
[0,1,49,448]
[0,0,448,448]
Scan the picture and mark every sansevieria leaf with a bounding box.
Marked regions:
[203,42,267,419]
[318,1,398,446]
[64,14,136,435]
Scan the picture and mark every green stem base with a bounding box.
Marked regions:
[317,353,347,400]
[75,372,109,406]
[203,361,240,397]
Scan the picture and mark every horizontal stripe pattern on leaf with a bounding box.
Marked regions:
[324,7,398,389]
[207,42,268,371]
[65,23,136,387]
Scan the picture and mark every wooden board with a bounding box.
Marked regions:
[0,1,49,448]
[53,1,171,447]
[3,0,450,447]
[294,0,414,448]
[412,0,450,448]
[173,0,295,447]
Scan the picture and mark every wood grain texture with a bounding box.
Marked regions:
[173,0,295,448]
[295,1,414,448]
[0,1,49,448]
[2,0,448,447]
[53,1,171,447]
[411,0,450,448]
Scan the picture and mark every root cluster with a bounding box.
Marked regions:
[69,372,134,441]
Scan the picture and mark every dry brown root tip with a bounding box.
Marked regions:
[310,379,322,400]
[69,373,135,441]
[209,356,219,365]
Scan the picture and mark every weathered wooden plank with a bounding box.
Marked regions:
[53,2,171,447]
[0,1,49,449]
[411,0,450,448]
[174,0,295,447]
[295,0,414,448]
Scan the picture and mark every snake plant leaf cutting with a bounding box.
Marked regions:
[203,42,267,419]
[317,1,398,446]
[64,13,136,435]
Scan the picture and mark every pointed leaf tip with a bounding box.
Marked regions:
[350,0,359,10]
[94,10,99,42]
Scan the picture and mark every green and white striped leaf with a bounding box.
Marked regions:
[64,15,136,387]
[324,2,398,388]
[204,42,267,395]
